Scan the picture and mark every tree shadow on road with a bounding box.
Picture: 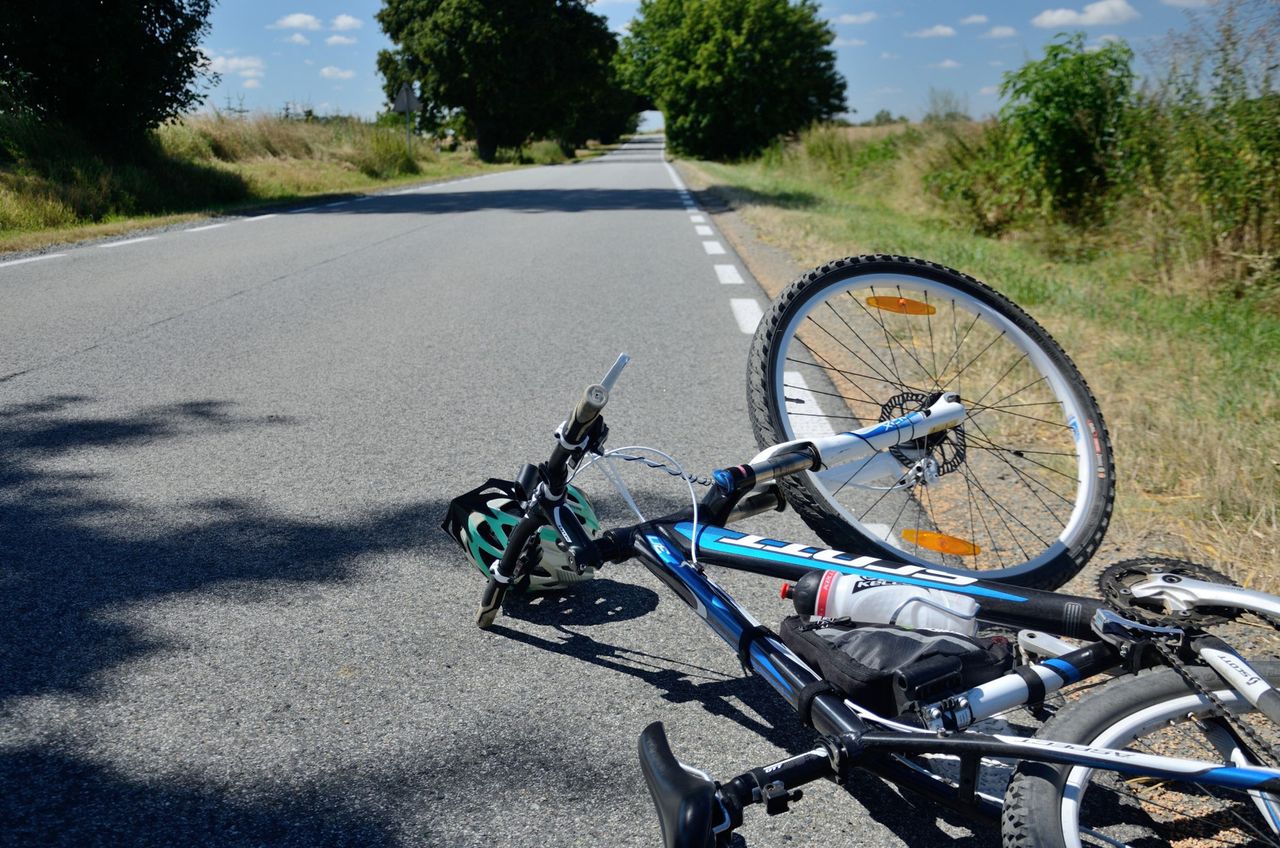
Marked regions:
[493,581,999,848]
[0,394,460,846]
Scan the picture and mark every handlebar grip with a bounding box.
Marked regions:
[563,383,609,445]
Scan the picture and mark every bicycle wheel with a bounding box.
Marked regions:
[747,255,1114,589]
[1003,662,1280,848]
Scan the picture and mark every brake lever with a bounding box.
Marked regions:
[601,352,630,391]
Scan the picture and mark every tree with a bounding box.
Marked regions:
[618,0,846,159]
[999,33,1135,224]
[923,88,970,123]
[377,0,635,161]
[0,0,216,150]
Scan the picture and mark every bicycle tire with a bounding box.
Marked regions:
[747,255,1114,589]
[1002,662,1280,848]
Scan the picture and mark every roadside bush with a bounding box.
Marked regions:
[526,139,568,166]
[759,124,922,188]
[350,128,421,178]
[999,33,1134,227]
[1130,0,1280,293]
[926,121,1035,237]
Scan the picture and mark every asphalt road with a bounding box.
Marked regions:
[0,137,997,847]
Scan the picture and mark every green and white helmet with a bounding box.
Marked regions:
[445,480,600,592]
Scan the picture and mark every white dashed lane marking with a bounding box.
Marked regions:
[100,237,156,249]
[782,371,837,439]
[0,253,64,269]
[689,214,705,223]
[695,225,713,236]
[702,241,726,255]
[715,265,744,285]
[730,299,763,334]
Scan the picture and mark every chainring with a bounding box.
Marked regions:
[1098,557,1240,627]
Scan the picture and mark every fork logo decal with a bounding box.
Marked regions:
[720,533,980,587]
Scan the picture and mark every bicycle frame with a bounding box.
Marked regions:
[463,355,1280,843]
[613,509,1280,833]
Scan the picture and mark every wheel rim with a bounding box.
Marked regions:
[1061,689,1280,847]
[770,271,1103,578]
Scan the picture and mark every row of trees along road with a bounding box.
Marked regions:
[377,0,847,162]
[376,0,642,162]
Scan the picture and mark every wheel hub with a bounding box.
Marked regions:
[880,391,966,476]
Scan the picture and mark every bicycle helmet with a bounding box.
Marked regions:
[444,479,600,592]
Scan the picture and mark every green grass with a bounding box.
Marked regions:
[0,114,523,253]
[681,126,1279,586]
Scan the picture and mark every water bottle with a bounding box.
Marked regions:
[783,570,978,636]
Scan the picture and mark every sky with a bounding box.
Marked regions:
[199,0,1216,125]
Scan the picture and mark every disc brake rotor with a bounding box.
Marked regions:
[880,391,966,475]
[1099,557,1240,627]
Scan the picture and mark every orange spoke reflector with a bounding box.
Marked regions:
[867,295,936,316]
[901,529,981,556]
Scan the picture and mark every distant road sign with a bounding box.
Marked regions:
[393,83,421,114]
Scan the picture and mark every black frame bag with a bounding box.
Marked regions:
[779,616,1013,716]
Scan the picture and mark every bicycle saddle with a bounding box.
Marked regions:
[638,722,718,848]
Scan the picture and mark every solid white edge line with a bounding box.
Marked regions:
[246,213,278,221]
[714,264,744,285]
[99,236,157,249]
[0,253,65,269]
[695,225,714,236]
[323,201,348,208]
[291,206,318,213]
[702,240,726,255]
[663,161,688,191]
[185,223,227,232]
[730,299,763,334]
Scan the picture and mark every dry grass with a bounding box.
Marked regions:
[0,113,522,253]
[679,138,1280,590]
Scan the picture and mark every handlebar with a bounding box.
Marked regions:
[477,354,630,628]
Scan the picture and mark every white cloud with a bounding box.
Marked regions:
[909,24,957,37]
[320,66,355,80]
[285,33,310,45]
[932,58,962,68]
[960,14,988,24]
[243,79,262,89]
[208,54,266,78]
[1162,0,1211,6]
[326,34,357,45]
[834,12,877,24]
[880,51,900,59]
[834,37,867,47]
[330,14,363,31]
[1097,33,1122,42]
[1032,0,1139,28]
[983,26,1017,38]
[980,85,998,95]
[269,13,322,30]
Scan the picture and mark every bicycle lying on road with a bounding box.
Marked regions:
[445,256,1280,847]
